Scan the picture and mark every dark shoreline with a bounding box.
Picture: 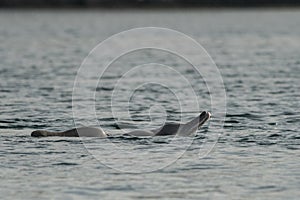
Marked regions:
[1,6,300,11]
[1,0,300,9]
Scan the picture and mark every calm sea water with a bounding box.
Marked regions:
[0,9,299,199]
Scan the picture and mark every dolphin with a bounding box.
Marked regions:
[31,111,211,137]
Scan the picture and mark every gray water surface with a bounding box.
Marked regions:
[0,9,299,199]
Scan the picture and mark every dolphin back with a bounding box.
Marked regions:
[31,127,107,138]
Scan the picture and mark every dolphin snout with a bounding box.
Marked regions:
[200,111,207,119]
[200,111,211,119]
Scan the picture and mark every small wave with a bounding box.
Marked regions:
[225,120,240,124]
[235,137,256,143]
[226,113,262,119]
[53,162,78,166]
[267,133,281,138]
[256,141,277,146]
[96,86,114,91]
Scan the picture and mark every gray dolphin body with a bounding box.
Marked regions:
[31,111,211,137]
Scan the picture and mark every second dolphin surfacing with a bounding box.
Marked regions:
[31,111,211,137]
